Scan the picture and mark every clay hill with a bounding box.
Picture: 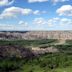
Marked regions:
[0,31,72,40]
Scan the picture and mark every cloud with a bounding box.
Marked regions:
[48,17,72,26]
[59,18,72,26]
[33,10,47,15]
[33,17,46,25]
[33,17,72,27]
[0,21,29,31]
[28,0,48,3]
[33,10,41,15]
[47,17,72,26]
[56,5,72,16]
[18,21,28,27]
[51,0,69,5]
[33,17,54,27]
[0,6,46,19]
[0,17,72,30]
[0,24,15,30]
[0,0,14,6]
[28,0,69,4]
[0,7,32,19]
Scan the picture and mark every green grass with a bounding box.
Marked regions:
[66,40,72,45]
[52,66,72,72]
[54,45,72,53]
[0,53,72,72]
[0,39,58,46]
[16,53,72,72]
[0,39,72,72]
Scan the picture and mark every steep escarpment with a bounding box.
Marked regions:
[0,31,72,40]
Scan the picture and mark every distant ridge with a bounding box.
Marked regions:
[0,31,72,40]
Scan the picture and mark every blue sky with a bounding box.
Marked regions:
[0,0,72,31]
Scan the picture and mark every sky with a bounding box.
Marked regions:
[0,0,72,31]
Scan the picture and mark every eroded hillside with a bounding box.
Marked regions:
[0,31,72,40]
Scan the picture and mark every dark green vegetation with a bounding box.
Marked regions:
[0,58,24,72]
[0,39,58,46]
[66,40,72,44]
[0,39,72,72]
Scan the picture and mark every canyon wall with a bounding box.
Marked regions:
[0,31,72,40]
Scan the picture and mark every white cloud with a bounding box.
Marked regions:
[51,0,69,5]
[33,10,41,15]
[33,10,47,15]
[0,17,72,30]
[0,24,15,30]
[0,7,32,19]
[0,6,46,19]
[47,18,60,27]
[56,5,72,16]
[0,21,29,31]
[28,0,48,3]
[33,17,72,27]
[49,17,72,26]
[33,17,46,25]
[28,0,69,4]
[48,23,53,27]
[18,21,28,27]
[0,0,14,6]
[33,17,54,27]
[60,18,72,26]
[47,17,72,26]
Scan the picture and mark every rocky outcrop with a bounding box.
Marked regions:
[0,45,34,58]
[0,31,72,40]
[0,45,59,58]
[32,47,58,55]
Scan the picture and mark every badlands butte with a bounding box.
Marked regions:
[0,31,72,40]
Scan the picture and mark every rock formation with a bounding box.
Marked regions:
[0,31,72,40]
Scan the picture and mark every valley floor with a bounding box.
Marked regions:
[0,39,72,72]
